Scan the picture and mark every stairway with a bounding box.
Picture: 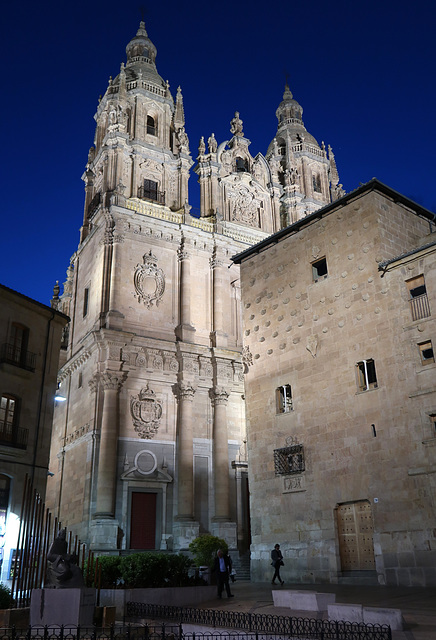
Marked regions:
[230,551,251,581]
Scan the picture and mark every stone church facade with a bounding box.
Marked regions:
[47,22,342,554]
[233,180,436,586]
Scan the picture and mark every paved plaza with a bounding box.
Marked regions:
[194,581,436,640]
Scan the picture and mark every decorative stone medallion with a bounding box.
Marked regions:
[130,384,163,439]
[133,250,165,309]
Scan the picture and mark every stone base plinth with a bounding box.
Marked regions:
[30,588,96,627]
[211,520,237,549]
[90,518,119,550]
[173,520,200,550]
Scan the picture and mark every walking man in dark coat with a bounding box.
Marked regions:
[271,543,284,585]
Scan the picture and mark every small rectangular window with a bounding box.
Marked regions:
[356,359,378,391]
[276,385,293,413]
[419,341,434,365]
[406,275,431,320]
[83,287,89,318]
[78,372,83,388]
[312,257,328,282]
[431,414,436,435]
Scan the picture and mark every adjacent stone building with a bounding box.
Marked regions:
[0,284,68,584]
[233,179,436,586]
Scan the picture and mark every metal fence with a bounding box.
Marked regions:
[126,604,392,640]
[0,625,392,640]
[0,625,182,640]
[10,475,99,608]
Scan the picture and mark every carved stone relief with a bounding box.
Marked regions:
[228,185,259,227]
[133,250,165,309]
[130,384,163,439]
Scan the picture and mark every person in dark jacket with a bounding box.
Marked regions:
[271,543,284,585]
[213,549,234,598]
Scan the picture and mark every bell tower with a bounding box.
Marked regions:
[266,84,344,225]
[81,21,192,243]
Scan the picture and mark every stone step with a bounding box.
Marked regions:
[337,571,379,586]
[231,552,251,580]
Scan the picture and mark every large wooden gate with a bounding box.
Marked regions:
[337,500,375,571]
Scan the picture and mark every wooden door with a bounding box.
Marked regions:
[337,500,375,571]
[130,492,157,549]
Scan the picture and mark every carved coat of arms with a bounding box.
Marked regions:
[130,384,163,439]
[133,250,165,309]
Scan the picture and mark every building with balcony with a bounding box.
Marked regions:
[233,179,436,587]
[0,284,68,584]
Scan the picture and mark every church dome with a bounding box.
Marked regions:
[266,84,321,156]
[111,22,168,95]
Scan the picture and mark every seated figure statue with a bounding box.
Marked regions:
[45,528,84,588]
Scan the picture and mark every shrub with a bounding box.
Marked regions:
[0,582,11,609]
[94,555,123,588]
[189,534,228,568]
[86,552,195,589]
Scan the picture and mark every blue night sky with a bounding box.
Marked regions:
[1,0,435,305]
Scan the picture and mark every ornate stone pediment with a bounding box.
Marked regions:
[130,384,163,439]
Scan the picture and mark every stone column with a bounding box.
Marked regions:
[94,371,124,517]
[175,240,196,343]
[211,387,230,520]
[173,381,199,549]
[210,250,228,348]
[175,381,196,519]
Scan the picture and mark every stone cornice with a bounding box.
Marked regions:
[58,349,92,383]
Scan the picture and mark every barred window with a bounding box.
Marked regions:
[407,275,431,321]
[274,443,305,475]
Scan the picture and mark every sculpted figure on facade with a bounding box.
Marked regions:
[176,126,190,153]
[230,111,244,137]
[198,136,206,156]
[208,133,217,153]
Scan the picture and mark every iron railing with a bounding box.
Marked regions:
[0,422,28,449]
[137,186,165,204]
[410,294,431,321]
[126,604,392,640]
[0,625,182,640]
[0,343,36,371]
[10,475,98,608]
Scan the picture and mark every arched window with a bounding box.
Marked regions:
[278,145,286,156]
[235,157,248,172]
[147,115,157,136]
[312,173,322,193]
